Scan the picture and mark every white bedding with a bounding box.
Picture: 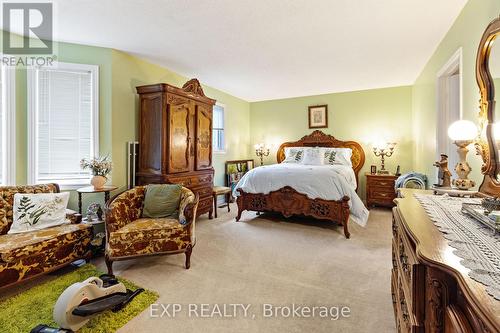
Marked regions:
[233,163,369,226]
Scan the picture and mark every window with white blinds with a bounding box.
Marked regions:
[212,104,225,152]
[0,64,15,185]
[28,62,99,187]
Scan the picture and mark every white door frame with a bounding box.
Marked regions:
[437,48,463,116]
[436,48,463,177]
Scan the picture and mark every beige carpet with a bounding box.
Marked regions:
[91,204,396,333]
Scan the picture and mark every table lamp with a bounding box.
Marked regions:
[372,142,396,174]
[255,143,270,166]
[447,120,477,190]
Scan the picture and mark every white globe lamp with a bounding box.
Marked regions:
[447,120,478,142]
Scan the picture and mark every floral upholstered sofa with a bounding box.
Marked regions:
[104,186,198,275]
[0,184,92,288]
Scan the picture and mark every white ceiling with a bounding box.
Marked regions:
[17,0,468,101]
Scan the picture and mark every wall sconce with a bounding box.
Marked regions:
[255,143,270,166]
[372,142,396,174]
[447,120,477,190]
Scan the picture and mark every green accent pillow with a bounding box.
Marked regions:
[142,184,182,218]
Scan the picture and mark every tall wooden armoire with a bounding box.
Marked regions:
[136,79,215,218]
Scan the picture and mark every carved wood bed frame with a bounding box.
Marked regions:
[235,130,365,238]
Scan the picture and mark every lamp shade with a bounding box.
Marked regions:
[373,140,396,151]
[447,120,477,141]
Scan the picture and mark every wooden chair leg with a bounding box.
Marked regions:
[105,254,114,275]
[213,194,218,219]
[185,244,192,269]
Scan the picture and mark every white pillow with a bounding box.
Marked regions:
[321,147,353,166]
[9,192,70,234]
[302,148,324,165]
[283,147,305,163]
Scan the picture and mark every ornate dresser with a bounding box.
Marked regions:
[136,79,215,217]
[392,189,499,333]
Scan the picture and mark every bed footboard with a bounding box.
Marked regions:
[235,186,351,238]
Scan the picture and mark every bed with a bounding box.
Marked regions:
[234,130,367,238]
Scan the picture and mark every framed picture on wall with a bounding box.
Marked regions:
[308,105,328,128]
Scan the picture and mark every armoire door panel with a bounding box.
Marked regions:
[195,103,212,170]
[139,93,163,174]
[168,95,192,173]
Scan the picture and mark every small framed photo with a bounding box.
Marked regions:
[308,105,328,128]
[371,165,377,174]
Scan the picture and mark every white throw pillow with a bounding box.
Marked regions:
[9,192,70,234]
[302,148,324,165]
[322,147,353,166]
[283,147,305,163]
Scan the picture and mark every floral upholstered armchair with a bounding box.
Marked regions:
[104,186,199,275]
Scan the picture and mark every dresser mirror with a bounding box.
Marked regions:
[476,16,500,196]
[492,29,500,181]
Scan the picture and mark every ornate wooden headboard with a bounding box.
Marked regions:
[276,130,366,188]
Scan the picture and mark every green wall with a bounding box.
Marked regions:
[110,50,251,192]
[10,37,113,186]
[9,33,114,211]
[8,37,251,213]
[412,0,500,187]
[10,0,500,211]
[249,86,413,199]
[10,31,413,210]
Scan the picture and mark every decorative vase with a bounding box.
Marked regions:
[91,176,107,190]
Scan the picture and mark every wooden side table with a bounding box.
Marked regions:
[365,173,398,208]
[83,219,106,257]
[76,185,118,214]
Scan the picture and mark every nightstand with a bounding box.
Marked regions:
[366,173,398,208]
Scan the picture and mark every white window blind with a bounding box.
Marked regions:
[28,62,99,187]
[213,104,225,152]
[0,64,15,185]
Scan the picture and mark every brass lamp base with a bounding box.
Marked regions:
[453,178,475,190]
[452,140,475,190]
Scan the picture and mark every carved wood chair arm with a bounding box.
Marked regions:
[181,193,199,228]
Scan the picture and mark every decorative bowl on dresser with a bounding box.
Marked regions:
[136,78,215,218]
[366,172,397,208]
[392,189,499,333]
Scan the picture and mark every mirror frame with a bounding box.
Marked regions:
[476,16,500,196]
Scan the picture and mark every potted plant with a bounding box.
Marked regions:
[80,156,112,190]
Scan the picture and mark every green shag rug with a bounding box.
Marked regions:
[0,264,158,333]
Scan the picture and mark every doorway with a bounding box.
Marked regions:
[436,48,463,179]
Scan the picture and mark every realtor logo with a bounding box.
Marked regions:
[2,2,53,54]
